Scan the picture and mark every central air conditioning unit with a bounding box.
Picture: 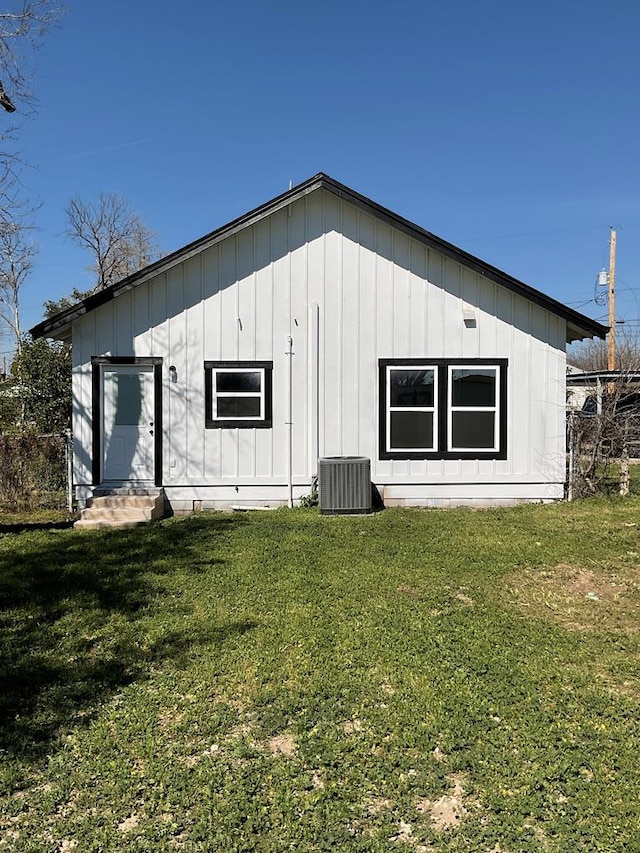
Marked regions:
[317,456,372,515]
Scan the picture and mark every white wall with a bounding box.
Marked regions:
[72,189,567,507]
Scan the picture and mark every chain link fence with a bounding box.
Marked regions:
[567,410,640,498]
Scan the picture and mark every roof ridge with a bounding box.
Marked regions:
[31,174,607,343]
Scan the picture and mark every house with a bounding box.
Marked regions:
[566,364,588,411]
[566,368,640,412]
[31,174,607,511]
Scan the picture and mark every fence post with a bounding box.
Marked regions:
[567,410,575,502]
[65,430,73,513]
[620,418,630,497]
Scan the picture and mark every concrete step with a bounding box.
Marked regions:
[92,486,163,497]
[80,507,156,522]
[75,489,166,530]
[75,517,150,530]
[88,495,162,510]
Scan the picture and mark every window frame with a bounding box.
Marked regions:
[379,358,507,460]
[448,364,500,453]
[204,361,273,429]
[385,364,439,454]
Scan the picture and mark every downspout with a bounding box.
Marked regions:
[286,335,294,507]
[308,302,320,476]
[65,429,74,513]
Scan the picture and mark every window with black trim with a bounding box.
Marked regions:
[205,361,273,428]
[379,359,507,459]
[386,365,438,452]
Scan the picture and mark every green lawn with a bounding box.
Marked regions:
[1,501,639,851]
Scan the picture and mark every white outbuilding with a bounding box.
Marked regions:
[32,174,607,511]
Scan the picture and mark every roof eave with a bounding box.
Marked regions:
[29,173,609,344]
[566,320,609,344]
[30,175,328,339]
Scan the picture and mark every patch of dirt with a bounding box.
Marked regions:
[365,796,392,816]
[415,774,467,832]
[117,813,140,833]
[388,819,429,851]
[56,788,81,819]
[593,671,640,699]
[553,565,624,598]
[456,587,474,605]
[227,697,250,713]
[158,708,185,727]
[267,732,297,757]
[429,793,466,831]
[389,819,414,843]
[343,718,363,734]
[506,562,640,634]
[396,585,421,598]
[169,831,189,849]
[229,718,256,740]
[310,771,324,790]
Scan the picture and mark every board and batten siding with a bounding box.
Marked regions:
[72,189,567,508]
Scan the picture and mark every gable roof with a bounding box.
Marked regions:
[31,173,607,343]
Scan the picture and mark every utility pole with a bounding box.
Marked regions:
[608,227,617,371]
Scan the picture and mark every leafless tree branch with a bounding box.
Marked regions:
[0,2,62,369]
[0,1,60,110]
[0,217,36,352]
[65,193,159,290]
[568,331,640,373]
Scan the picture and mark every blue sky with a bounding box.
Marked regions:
[6,0,640,360]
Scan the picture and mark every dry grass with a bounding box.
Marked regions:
[506,559,640,633]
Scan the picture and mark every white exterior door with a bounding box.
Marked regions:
[102,365,155,482]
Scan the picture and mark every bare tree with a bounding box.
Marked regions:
[568,331,640,373]
[568,330,640,498]
[65,193,159,291]
[0,219,35,353]
[0,2,61,227]
[0,2,59,101]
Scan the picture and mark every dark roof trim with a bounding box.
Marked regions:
[31,173,608,343]
[567,370,640,386]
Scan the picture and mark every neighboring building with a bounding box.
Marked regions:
[566,369,640,412]
[31,174,607,510]
[566,364,588,411]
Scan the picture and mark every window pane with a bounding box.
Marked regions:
[390,411,433,449]
[390,369,434,407]
[216,371,261,393]
[451,411,495,448]
[217,396,262,418]
[451,369,496,406]
[114,374,143,425]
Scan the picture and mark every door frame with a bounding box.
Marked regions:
[91,356,163,486]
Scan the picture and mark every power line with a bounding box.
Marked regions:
[463,224,606,242]
[568,302,596,309]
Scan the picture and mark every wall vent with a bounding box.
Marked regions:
[318,457,372,515]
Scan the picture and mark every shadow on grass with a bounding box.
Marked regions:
[0,513,253,762]
[0,520,76,535]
